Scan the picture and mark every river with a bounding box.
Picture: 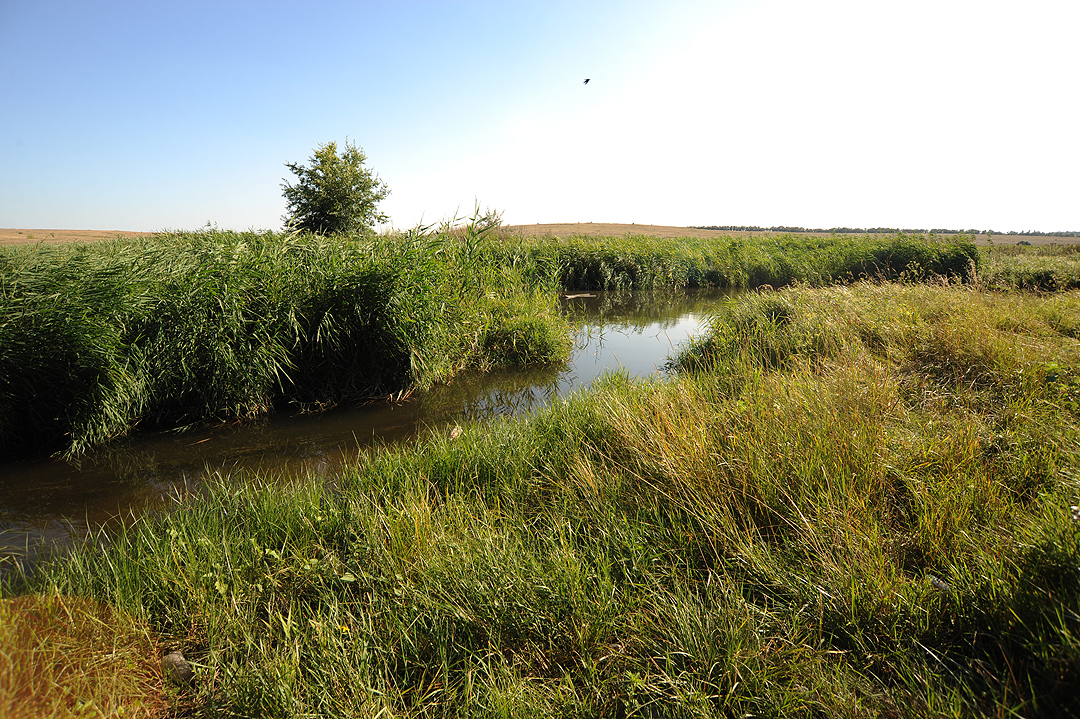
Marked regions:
[0,289,733,569]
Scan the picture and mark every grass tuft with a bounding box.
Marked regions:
[0,594,164,718]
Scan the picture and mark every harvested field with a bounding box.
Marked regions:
[0,228,155,246]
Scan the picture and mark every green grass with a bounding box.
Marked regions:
[488,230,983,290]
[982,243,1080,292]
[0,222,570,458]
[12,281,1079,717]
[9,228,1050,460]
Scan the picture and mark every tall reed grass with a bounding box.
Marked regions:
[17,282,1079,717]
[982,243,1080,291]
[0,223,569,458]
[492,231,983,290]
[4,228,1032,459]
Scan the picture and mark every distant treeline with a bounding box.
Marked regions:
[694,225,1080,237]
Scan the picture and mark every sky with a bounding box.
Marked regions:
[1,0,1077,233]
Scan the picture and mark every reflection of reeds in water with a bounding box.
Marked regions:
[562,287,738,329]
[417,363,566,423]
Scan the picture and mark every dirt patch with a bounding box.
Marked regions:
[0,228,156,246]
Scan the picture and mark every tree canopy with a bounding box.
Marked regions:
[281,140,390,235]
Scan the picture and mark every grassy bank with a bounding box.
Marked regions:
[493,228,1079,293]
[12,282,1079,717]
[0,225,569,458]
[5,228,1038,460]
[490,231,983,290]
[982,243,1080,292]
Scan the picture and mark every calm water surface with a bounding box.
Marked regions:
[0,289,733,565]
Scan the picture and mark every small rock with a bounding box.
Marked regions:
[163,650,194,686]
[928,575,952,592]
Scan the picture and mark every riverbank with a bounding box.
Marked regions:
[2,227,992,459]
[493,230,982,289]
[0,289,721,560]
[0,224,570,459]
[7,280,1079,717]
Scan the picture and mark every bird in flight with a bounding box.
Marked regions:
[583,78,590,85]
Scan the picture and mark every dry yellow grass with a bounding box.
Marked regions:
[0,595,165,718]
[0,229,155,246]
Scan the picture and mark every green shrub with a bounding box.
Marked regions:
[281,140,390,235]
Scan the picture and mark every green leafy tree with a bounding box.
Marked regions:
[281,140,390,234]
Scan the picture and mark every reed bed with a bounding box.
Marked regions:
[0,225,569,458]
[5,229,1040,460]
[981,243,1080,292]
[491,231,983,290]
[15,282,1079,717]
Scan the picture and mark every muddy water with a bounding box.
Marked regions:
[0,289,733,564]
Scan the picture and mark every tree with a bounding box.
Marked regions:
[281,140,390,234]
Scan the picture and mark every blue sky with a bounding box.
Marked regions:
[2,0,1077,233]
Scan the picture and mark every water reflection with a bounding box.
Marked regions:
[0,289,734,564]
